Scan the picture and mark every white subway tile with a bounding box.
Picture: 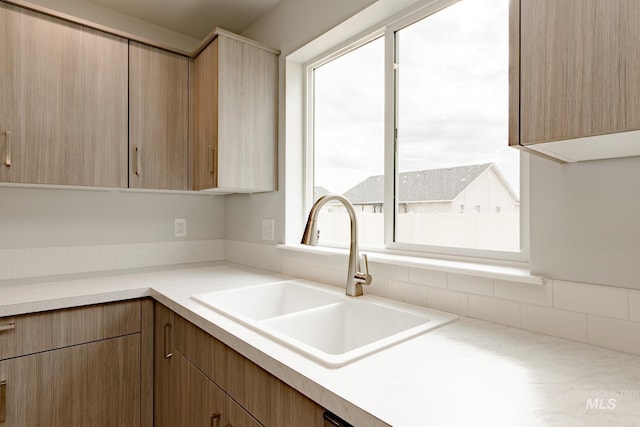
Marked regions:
[468,295,520,328]
[0,249,29,264]
[447,273,493,296]
[84,257,118,273]
[250,246,282,273]
[67,245,101,259]
[157,241,190,255]
[426,287,469,316]
[368,277,390,299]
[223,240,245,264]
[521,304,587,343]
[630,291,640,323]
[309,266,346,288]
[100,244,130,257]
[117,254,170,270]
[389,280,428,307]
[130,242,158,256]
[203,239,224,253]
[29,247,67,263]
[282,258,344,288]
[11,262,49,279]
[282,258,313,280]
[0,264,10,280]
[408,268,447,288]
[185,240,209,252]
[50,260,85,276]
[369,262,409,282]
[588,315,640,356]
[494,280,553,306]
[554,280,628,319]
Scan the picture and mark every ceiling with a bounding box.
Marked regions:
[87,0,283,40]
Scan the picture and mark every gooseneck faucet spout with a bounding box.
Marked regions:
[301,194,372,297]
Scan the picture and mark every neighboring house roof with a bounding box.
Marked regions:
[313,186,332,199]
[343,163,502,204]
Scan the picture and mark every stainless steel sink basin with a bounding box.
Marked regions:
[192,280,457,367]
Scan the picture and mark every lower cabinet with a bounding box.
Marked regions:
[0,335,140,426]
[0,300,148,427]
[154,303,325,427]
[173,351,261,427]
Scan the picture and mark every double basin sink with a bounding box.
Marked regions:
[192,280,457,367]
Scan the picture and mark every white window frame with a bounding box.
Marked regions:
[304,0,529,264]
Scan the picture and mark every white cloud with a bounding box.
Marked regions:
[313,0,518,196]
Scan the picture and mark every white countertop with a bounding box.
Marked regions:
[1,262,639,426]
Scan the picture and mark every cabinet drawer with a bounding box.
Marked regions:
[0,300,140,361]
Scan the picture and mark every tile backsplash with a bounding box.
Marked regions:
[0,239,224,280]
[2,238,639,357]
[224,240,640,357]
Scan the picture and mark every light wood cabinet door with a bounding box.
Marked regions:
[173,352,262,427]
[0,2,128,187]
[129,42,189,190]
[193,33,278,192]
[170,307,325,427]
[514,0,640,146]
[0,334,140,427]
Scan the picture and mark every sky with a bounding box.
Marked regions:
[313,0,519,197]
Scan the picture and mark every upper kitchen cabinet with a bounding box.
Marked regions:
[129,42,189,190]
[192,30,279,192]
[0,2,128,187]
[511,0,640,162]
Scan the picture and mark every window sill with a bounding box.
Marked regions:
[276,244,545,286]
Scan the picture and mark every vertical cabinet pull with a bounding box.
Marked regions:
[163,322,172,359]
[135,146,141,176]
[3,131,10,167]
[0,380,6,423]
[0,323,15,333]
[207,145,215,176]
[210,411,221,427]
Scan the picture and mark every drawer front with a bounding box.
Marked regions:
[0,300,141,361]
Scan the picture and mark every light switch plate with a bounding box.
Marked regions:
[262,219,274,241]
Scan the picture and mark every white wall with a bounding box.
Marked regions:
[529,155,640,289]
[0,187,224,249]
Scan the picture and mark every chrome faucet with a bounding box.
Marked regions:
[301,194,372,297]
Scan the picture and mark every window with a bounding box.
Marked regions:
[309,0,522,260]
[312,37,385,247]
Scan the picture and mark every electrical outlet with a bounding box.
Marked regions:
[262,219,274,241]
[174,218,187,237]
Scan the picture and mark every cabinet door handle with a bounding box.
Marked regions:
[0,323,15,333]
[210,411,221,427]
[3,131,10,167]
[0,380,6,423]
[163,322,172,359]
[135,146,141,176]
[207,145,215,176]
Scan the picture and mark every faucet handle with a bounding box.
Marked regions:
[356,254,372,286]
